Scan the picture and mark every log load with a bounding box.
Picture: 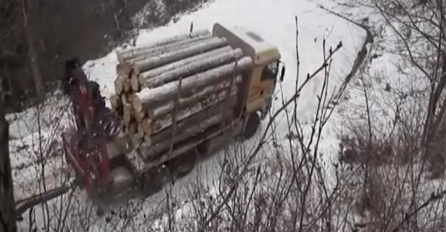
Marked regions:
[141,109,234,161]
[143,48,244,88]
[110,29,254,161]
[116,29,211,62]
[123,35,213,65]
[144,78,241,120]
[132,56,252,109]
[130,46,234,91]
[132,37,229,74]
[141,87,238,136]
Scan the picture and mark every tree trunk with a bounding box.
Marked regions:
[0,99,17,231]
[22,0,44,98]
[133,56,251,108]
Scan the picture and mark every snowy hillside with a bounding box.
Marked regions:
[10,0,367,231]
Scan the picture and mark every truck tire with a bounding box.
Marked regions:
[139,170,163,197]
[169,150,196,179]
[243,112,261,140]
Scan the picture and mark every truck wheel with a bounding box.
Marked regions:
[243,112,260,140]
[139,170,163,197]
[169,150,196,179]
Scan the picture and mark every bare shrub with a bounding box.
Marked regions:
[334,0,446,229]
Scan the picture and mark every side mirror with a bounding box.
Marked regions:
[279,66,285,82]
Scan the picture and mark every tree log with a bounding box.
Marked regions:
[147,84,239,121]
[123,78,131,93]
[116,29,211,61]
[123,106,133,125]
[120,34,213,64]
[133,56,252,109]
[121,94,131,107]
[116,63,132,77]
[141,110,233,160]
[144,48,244,88]
[110,94,122,112]
[135,111,145,122]
[137,125,145,139]
[128,122,137,135]
[137,46,233,83]
[133,75,240,114]
[122,95,134,125]
[130,73,140,92]
[114,75,125,95]
[133,37,228,74]
[144,93,237,136]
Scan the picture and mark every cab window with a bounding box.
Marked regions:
[261,60,279,81]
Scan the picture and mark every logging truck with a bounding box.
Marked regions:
[60,23,285,212]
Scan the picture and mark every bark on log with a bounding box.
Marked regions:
[146,93,238,137]
[144,48,244,88]
[141,110,232,160]
[133,37,228,74]
[133,56,252,109]
[116,29,211,61]
[148,85,239,122]
[138,46,233,83]
[120,34,214,64]
[134,75,240,114]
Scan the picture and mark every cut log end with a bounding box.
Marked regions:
[110,94,123,115]
[132,96,144,113]
[131,74,140,92]
[142,119,152,134]
[123,79,131,93]
[135,111,145,122]
[137,125,145,139]
[114,76,124,95]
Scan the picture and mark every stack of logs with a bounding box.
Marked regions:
[110,29,253,156]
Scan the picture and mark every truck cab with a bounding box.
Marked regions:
[213,23,285,131]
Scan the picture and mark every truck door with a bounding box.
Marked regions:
[259,60,279,119]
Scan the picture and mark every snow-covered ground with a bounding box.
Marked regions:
[9,0,368,231]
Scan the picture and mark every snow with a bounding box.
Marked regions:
[9,0,368,230]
